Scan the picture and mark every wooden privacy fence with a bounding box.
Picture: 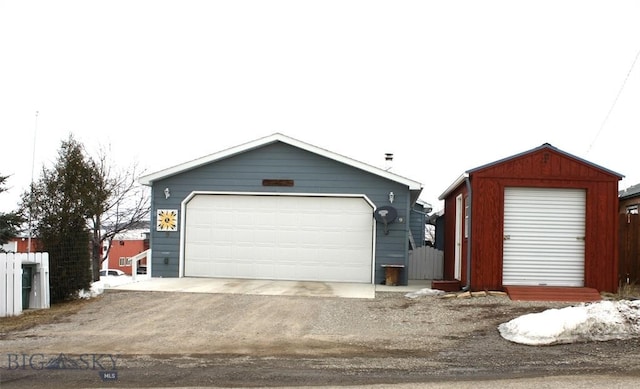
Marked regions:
[408,246,444,280]
[619,213,640,285]
[1,252,50,317]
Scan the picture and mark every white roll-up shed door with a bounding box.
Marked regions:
[184,194,374,283]
[503,187,586,286]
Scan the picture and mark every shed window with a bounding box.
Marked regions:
[119,257,131,266]
[464,196,470,238]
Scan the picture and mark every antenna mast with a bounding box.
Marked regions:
[27,111,38,253]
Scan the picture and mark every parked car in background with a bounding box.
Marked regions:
[100,269,126,277]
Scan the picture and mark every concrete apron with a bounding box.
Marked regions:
[107,277,376,299]
[106,278,432,299]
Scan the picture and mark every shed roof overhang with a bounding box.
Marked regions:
[139,132,423,203]
[438,173,468,200]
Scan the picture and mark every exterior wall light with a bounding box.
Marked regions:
[164,187,170,199]
[389,191,395,204]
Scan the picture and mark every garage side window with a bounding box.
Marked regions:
[119,257,132,266]
[464,196,470,239]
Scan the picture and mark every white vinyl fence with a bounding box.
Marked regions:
[408,246,444,280]
[1,252,50,317]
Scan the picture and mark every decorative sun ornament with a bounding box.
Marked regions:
[157,209,178,231]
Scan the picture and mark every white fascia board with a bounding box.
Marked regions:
[139,134,281,186]
[283,135,423,191]
[438,173,468,200]
[139,133,423,191]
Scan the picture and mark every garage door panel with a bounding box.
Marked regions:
[237,260,271,278]
[184,195,373,283]
[292,264,321,279]
[189,226,210,243]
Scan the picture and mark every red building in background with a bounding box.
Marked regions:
[2,236,44,253]
[105,233,150,275]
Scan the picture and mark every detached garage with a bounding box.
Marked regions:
[140,133,424,285]
[439,143,623,293]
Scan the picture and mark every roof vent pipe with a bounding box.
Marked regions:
[385,153,394,171]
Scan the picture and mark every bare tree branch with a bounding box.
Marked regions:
[86,146,150,280]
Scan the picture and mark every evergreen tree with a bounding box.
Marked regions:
[26,135,94,302]
[0,175,24,249]
[23,134,150,301]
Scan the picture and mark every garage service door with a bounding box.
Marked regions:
[503,187,586,287]
[184,194,374,283]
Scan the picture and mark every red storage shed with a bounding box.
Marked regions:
[439,143,623,293]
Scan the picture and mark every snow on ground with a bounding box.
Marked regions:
[498,299,640,346]
[78,274,149,299]
[404,288,445,299]
[406,288,640,346]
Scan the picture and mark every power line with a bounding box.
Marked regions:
[587,46,640,154]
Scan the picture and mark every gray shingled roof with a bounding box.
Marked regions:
[620,183,640,199]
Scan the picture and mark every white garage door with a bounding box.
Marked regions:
[503,187,586,287]
[184,194,374,283]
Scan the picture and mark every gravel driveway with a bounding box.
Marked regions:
[2,289,640,388]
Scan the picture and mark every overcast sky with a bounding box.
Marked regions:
[1,1,639,213]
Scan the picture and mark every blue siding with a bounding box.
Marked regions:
[150,142,416,284]
[410,204,427,248]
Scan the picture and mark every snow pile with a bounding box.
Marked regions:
[78,282,104,299]
[78,275,141,299]
[405,288,445,299]
[498,299,640,345]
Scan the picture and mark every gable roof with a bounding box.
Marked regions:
[467,143,624,177]
[439,143,624,200]
[139,133,423,192]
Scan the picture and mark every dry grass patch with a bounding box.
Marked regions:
[0,296,100,336]
[601,282,640,301]
[617,282,640,300]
